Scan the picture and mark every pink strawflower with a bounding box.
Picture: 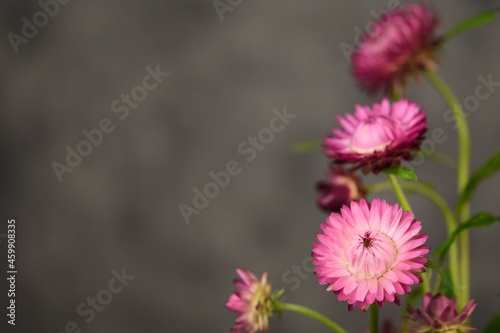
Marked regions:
[352,3,440,94]
[226,269,274,333]
[323,98,426,174]
[408,293,476,333]
[312,198,429,311]
[316,165,367,213]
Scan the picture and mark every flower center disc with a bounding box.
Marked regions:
[349,115,401,154]
[344,231,397,278]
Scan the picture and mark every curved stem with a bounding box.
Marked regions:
[275,302,347,333]
[369,182,455,234]
[366,181,393,194]
[369,181,459,292]
[414,151,457,170]
[423,71,470,196]
[385,174,413,212]
[424,70,470,309]
[433,270,442,295]
[370,305,379,333]
[385,174,431,295]
[421,272,431,297]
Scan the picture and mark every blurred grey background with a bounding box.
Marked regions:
[1,0,500,332]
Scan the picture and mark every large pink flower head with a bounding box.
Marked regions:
[316,165,367,213]
[408,293,477,333]
[312,198,429,311]
[323,98,426,174]
[352,3,440,94]
[226,269,274,333]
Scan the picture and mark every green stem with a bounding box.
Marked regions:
[275,302,347,333]
[423,71,470,196]
[414,151,457,170]
[370,305,379,333]
[421,272,431,296]
[424,70,470,309]
[390,90,402,102]
[366,181,393,194]
[368,181,459,291]
[433,269,442,295]
[385,174,413,212]
[369,181,456,236]
[385,175,431,295]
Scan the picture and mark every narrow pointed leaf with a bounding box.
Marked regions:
[456,150,500,212]
[442,8,500,43]
[273,288,285,299]
[384,166,418,181]
[434,212,500,262]
[424,259,441,273]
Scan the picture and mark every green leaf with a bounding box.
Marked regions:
[424,259,441,273]
[273,288,285,299]
[434,212,500,262]
[456,150,500,213]
[291,139,321,154]
[424,262,456,297]
[442,8,500,43]
[483,314,500,333]
[383,166,418,181]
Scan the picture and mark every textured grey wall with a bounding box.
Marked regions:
[1,0,500,332]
